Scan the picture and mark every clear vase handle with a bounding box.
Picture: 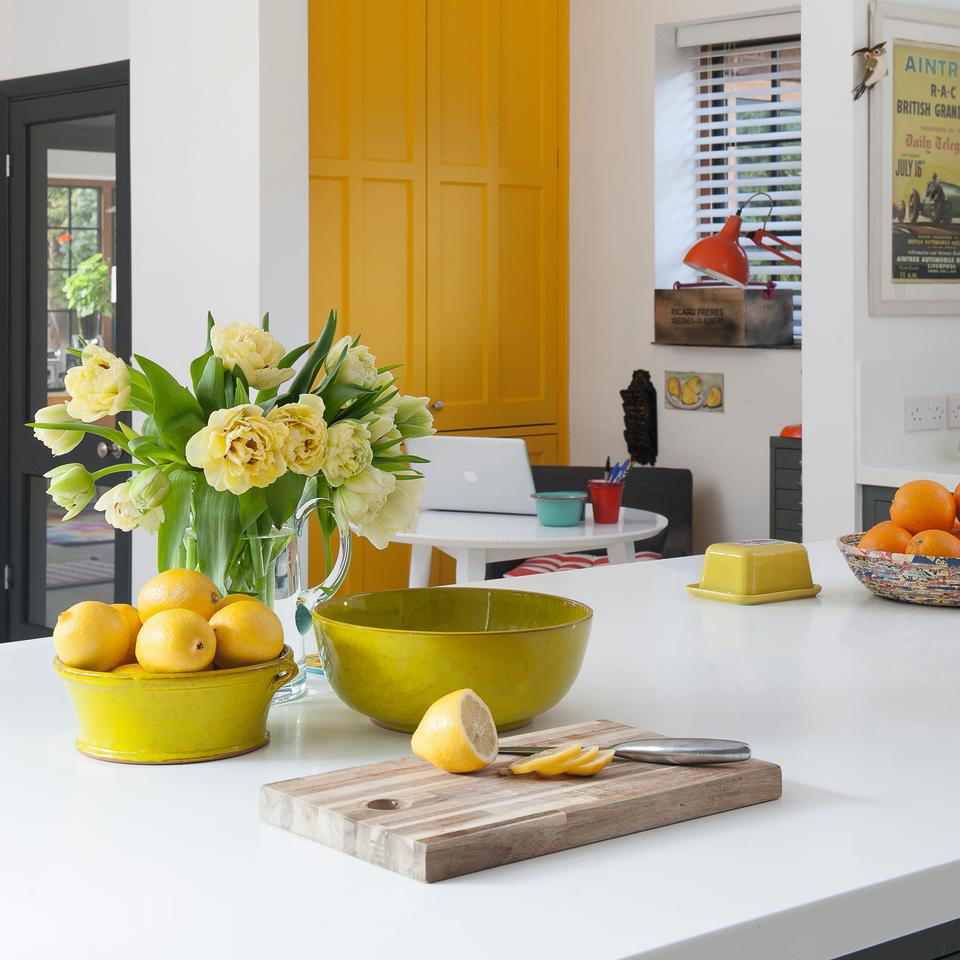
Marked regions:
[293,497,352,636]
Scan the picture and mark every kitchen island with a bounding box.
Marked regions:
[2,541,959,960]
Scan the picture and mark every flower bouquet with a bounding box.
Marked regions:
[30,309,433,612]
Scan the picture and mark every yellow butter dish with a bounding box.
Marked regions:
[686,539,822,605]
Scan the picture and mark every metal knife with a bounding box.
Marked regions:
[497,738,751,765]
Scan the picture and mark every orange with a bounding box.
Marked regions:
[889,480,956,534]
[858,521,912,554]
[906,529,960,558]
[954,480,960,517]
[110,603,142,663]
[137,569,222,622]
[53,601,130,672]
[135,608,217,672]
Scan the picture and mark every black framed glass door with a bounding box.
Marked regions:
[1,64,131,641]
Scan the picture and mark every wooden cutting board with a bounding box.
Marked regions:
[260,719,781,882]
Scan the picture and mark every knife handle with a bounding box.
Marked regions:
[614,738,750,764]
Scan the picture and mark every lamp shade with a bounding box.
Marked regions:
[683,215,750,288]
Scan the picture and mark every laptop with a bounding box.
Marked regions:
[405,436,536,514]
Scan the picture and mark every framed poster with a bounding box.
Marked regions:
[870,2,960,314]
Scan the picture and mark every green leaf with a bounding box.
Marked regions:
[274,309,338,405]
[279,341,312,369]
[196,354,225,417]
[205,311,215,350]
[373,453,430,463]
[238,488,267,532]
[192,479,239,591]
[314,308,339,364]
[128,366,151,395]
[254,341,314,405]
[118,420,138,441]
[261,311,270,331]
[322,382,370,417]
[264,470,307,528]
[128,434,162,456]
[190,349,213,393]
[312,340,349,396]
[233,375,249,405]
[135,355,206,454]
[376,363,403,374]
[157,468,197,572]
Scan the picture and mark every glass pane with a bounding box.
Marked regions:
[70,187,101,228]
[47,229,70,269]
[47,186,69,228]
[46,311,72,395]
[45,482,115,628]
[47,269,68,310]
[70,228,99,263]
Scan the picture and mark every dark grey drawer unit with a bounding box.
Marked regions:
[769,436,801,542]
[861,484,896,532]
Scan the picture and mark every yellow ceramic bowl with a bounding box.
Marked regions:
[313,588,593,732]
[54,646,297,764]
[686,539,821,604]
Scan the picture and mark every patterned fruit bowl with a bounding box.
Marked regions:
[837,533,960,606]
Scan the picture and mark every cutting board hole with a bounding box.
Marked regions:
[367,798,406,810]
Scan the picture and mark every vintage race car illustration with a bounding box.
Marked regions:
[894,173,960,226]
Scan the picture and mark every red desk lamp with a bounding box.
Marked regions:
[683,191,801,287]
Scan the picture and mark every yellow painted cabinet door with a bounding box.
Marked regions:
[426,0,559,433]
[308,0,427,397]
[308,0,427,595]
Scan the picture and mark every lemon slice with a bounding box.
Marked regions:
[565,748,615,776]
[556,744,600,772]
[411,689,498,773]
[508,743,583,776]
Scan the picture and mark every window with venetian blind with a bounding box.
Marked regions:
[693,37,802,341]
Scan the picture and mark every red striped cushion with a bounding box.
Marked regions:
[505,550,662,577]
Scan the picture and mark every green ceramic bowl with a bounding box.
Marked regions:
[532,491,588,526]
[313,587,593,732]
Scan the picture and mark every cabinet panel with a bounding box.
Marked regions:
[309,0,348,160]
[434,0,488,166]
[426,0,558,432]
[361,0,418,162]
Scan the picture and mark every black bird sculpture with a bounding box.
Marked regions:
[621,370,658,466]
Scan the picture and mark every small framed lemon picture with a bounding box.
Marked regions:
[664,371,724,413]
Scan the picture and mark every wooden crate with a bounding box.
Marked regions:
[654,287,794,347]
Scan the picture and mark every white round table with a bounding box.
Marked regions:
[392,506,668,586]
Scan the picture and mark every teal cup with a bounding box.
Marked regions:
[532,491,588,527]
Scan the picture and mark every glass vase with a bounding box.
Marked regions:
[182,497,351,703]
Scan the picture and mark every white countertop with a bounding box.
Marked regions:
[4,542,960,960]
[858,457,960,491]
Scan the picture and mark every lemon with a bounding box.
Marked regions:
[411,689,498,773]
[110,603,142,664]
[53,601,129,672]
[135,608,216,672]
[137,569,222,622]
[112,662,150,676]
[508,743,584,776]
[565,748,615,776]
[208,600,284,668]
[214,593,256,613]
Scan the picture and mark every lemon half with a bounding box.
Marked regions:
[411,689,498,773]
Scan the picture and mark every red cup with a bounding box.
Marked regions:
[588,480,624,524]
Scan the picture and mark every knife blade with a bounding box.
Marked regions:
[497,737,751,765]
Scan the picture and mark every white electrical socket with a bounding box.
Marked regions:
[905,394,946,431]
[947,394,960,429]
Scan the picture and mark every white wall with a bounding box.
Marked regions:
[129,0,308,590]
[801,0,960,541]
[1,0,309,593]
[569,0,802,550]
[1,0,129,80]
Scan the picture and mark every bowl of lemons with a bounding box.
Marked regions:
[53,569,296,763]
[312,587,593,732]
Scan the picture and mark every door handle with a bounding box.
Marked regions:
[432,400,444,411]
[97,441,123,460]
